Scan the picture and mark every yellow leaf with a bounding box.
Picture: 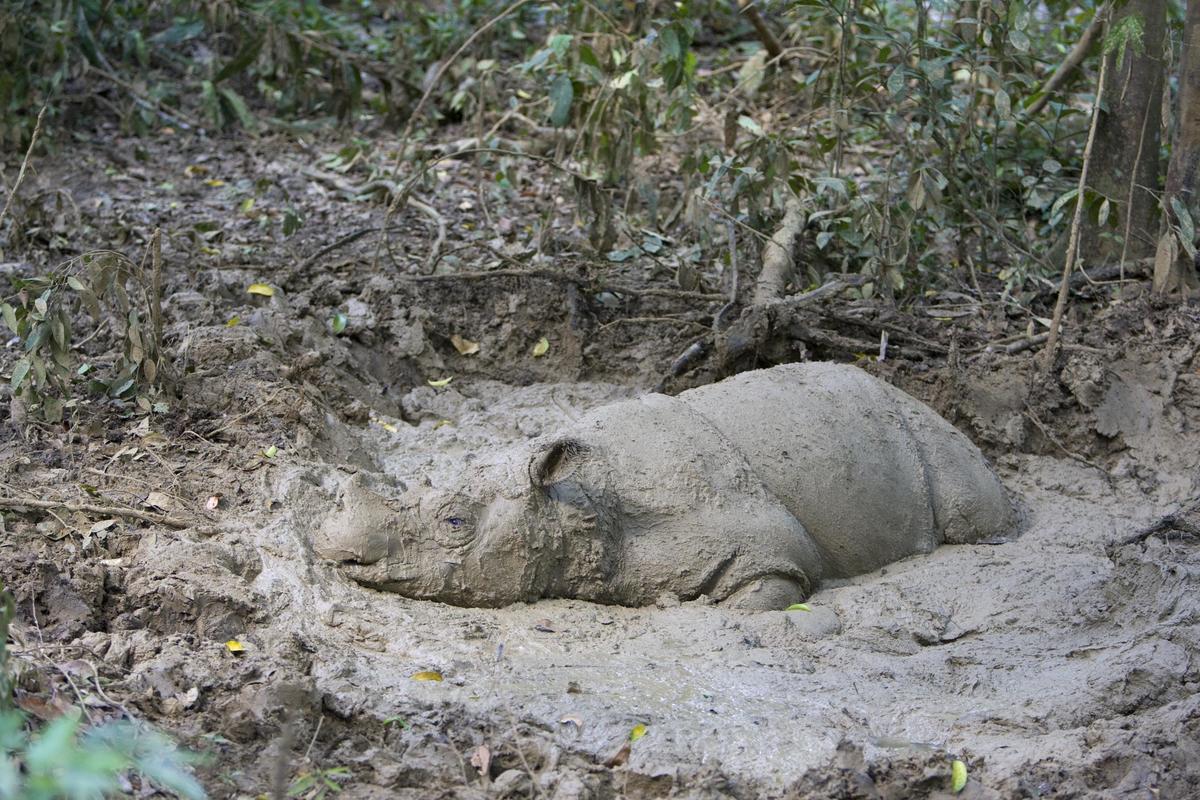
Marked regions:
[226,315,240,327]
[629,723,647,742]
[205,179,226,187]
[411,670,443,682]
[785,603,812,612]
[240,197,256,215]
[951,760,967,793]
[532,337,550,357]
[451,334,480,355]
[247,283,274,297]
[184,164,209,177]
[380,421,398,433]
[263,445,278,458]
[427,377,453,388]
[225,640,244,653]
[433,419,452,430]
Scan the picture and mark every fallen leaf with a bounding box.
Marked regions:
[427,377,453,388]
[433,419,452,429]
[263,445,278,458]
[785,603,812,612]
[533,619,556,633]
[379,421,398,433]
[247,283,274,297]
[629,723,647,742]
[470,744,491,776]
[558,714,584,729]
[605,742,630,767]
[184,164,209,177]
[144,491,172,511]
[89,519,117,533]
[226,640,245,654]
[411,670,443,682]
[205,495,221,511]
[451,334,480,355]
[205,179,226,187]
[951,759,968,793]
[226,315,240,327]
[532,337,550,357]
[330,312,348,334]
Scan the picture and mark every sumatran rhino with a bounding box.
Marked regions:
[315,363,1016,610]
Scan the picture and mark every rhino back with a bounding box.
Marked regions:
[676,362,1008,577]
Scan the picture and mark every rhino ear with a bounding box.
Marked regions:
[529,438,589,489]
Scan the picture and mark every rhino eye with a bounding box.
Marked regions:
[445,517,465,527]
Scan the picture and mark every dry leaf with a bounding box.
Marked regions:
[204,179,226,187]
[144,491,172,511]
[89,519,118,533]
[247,283,274,297]
[532,337,550,357]
[558,714,584,729]
[451,334,480,355]
[433,419,452,429]
[605,742,631,767]
[411,670,443,682]
[470,744,491,777]
[205,494,221,511]
[533,619,556,633]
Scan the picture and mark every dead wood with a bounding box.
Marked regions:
[752,198,806,305]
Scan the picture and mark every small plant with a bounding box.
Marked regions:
[0,580,204,798]
[3,238,169,424]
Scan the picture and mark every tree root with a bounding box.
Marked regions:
[0,496,210,531]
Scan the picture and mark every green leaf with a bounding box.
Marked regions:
[219,87,256,129]
[0,303,17,334]
[1007,29,1030,52]
[10,358,31,391]
[549,74,573,128]
[330,312,348,334]
[214,34,264,83]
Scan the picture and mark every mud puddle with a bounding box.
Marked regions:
[190,374,1200,796]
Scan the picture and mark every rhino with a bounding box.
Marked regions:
[315,363,1016,610]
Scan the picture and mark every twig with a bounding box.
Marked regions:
[737,0,784,60]
[0,105,46,232]
[714,219,739,330]
[0,496,198,530]
[1024,4,1108,118]
[405,269,724,301]
[1041,37,1110,374]
[300,168,446,268]
[1006,332,1050,354]
[1023,403,1110,480]
[392,0,535,162]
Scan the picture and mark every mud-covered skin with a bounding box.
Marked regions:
[315,363,1017,609]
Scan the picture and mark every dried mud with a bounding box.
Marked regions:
[2,131,1199,798]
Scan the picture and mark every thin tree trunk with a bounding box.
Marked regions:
[1086,0,1165,263]
[1157,0,1200,295]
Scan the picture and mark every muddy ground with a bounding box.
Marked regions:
[2,126,1199,799]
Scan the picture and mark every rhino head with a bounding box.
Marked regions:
[315,438,621,607]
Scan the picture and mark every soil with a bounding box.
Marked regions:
[2,126,1199,799]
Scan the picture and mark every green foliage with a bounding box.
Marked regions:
[288,766,351,799]
[2,249,167,424]
[0,0,537,142]
[0,711,206,799]
[0,579,203,798]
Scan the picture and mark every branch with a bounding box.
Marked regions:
[1025,3,1108,118]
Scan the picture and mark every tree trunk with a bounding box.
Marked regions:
[1156,0,1200,295]
[1086,0,1165,264]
